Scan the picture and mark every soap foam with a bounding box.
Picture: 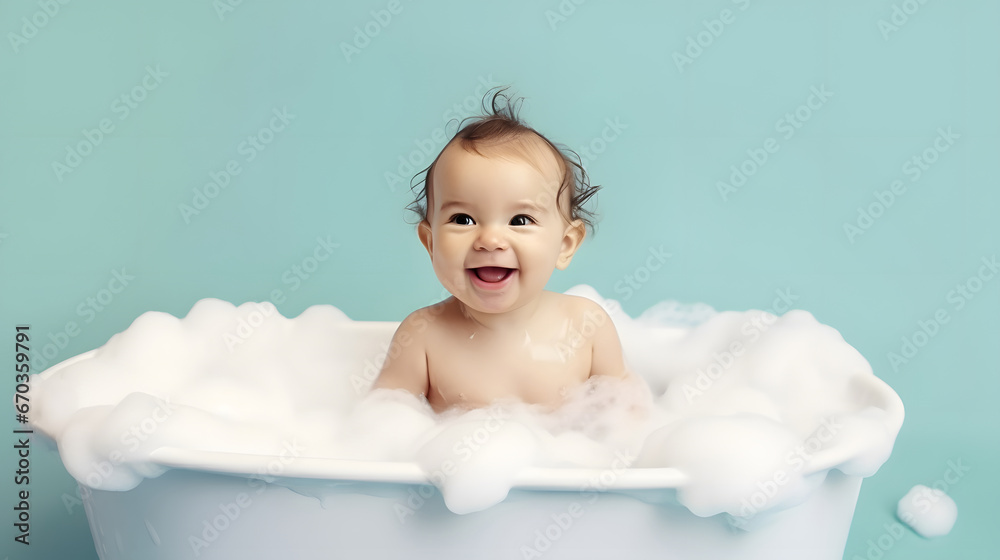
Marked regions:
[30,285,902,520]
[897,484,958,538]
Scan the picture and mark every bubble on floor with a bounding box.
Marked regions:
[897,484,957,538]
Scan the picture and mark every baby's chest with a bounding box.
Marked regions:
[427,333,591,407]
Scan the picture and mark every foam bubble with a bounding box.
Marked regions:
[416,406,540,514]
[637,414,821,518]
[341,388,436,461]
[897,484,958,538]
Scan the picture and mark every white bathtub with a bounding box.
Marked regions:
[75,455,865,560]
[35,302,904,560]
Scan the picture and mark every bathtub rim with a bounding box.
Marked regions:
[145,445,692,490]
[35,345,903,493]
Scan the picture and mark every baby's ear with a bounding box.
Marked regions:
[555,219,586,270]
[418,219,433,257]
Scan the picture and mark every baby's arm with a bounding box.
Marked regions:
[583,299,630,381]
[583,299,653,419]
[371,310,430,399]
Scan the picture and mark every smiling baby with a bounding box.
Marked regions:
[373,89,638,414]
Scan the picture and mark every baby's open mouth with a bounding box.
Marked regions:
[471,267,516,283]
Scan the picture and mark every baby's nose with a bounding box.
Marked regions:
[474,225,509,251]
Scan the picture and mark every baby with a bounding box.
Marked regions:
[373,89,637,414]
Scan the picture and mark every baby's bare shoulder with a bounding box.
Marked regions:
[549,292,607,319]
[549,293,620,347]
[553,294,628,380]
[398,298,458,339]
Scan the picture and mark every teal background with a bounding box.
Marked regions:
[1,0,997,558]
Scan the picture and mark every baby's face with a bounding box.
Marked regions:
[419,139,585,315]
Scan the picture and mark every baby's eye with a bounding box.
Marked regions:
[510,215,535,226]
[449,213,475,226]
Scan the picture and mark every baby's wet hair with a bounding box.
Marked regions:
[406,87,601,236]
